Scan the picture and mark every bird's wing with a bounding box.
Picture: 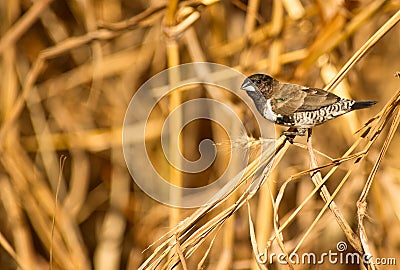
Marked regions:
[297,87,340,111]
[271,84,340,115]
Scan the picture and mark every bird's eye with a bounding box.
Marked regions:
[256,79,262,84]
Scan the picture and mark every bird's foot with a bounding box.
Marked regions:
[282,128,308,144]
[283,128,307,137]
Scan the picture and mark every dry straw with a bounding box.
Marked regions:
[0,1,399,270]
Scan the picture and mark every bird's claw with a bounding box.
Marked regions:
[283,128,307,137]
[283,128,310,143]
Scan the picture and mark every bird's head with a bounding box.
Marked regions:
[240,74,276,98]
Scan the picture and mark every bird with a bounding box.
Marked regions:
[241,74,376,136]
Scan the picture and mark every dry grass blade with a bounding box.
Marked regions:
[175,234,189,270]
[1,1,399,269]
[357,105,400,269]
[0,232,26,270]
[270,143,374,243]
[273,178,295,269]
[0,180,31,270]
[296,0,387,78]
[0,0,53,54]
[247,202,267,270]
[325,8,400,92]
[197,227,221,270]
[306,135,362,252]
[139,136,288,269]
[50,156,67,270]
[98,4,166,30]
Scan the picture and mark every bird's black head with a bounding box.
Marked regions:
[240,74,276,98]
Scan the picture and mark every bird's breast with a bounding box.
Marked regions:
[262,99,278,122]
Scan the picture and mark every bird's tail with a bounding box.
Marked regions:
[351,100,377,110]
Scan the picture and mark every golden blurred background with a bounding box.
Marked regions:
[0,0,400,269]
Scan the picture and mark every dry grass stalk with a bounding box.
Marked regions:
[0,1,399,269]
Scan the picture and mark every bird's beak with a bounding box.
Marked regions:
[240,78,256,92]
